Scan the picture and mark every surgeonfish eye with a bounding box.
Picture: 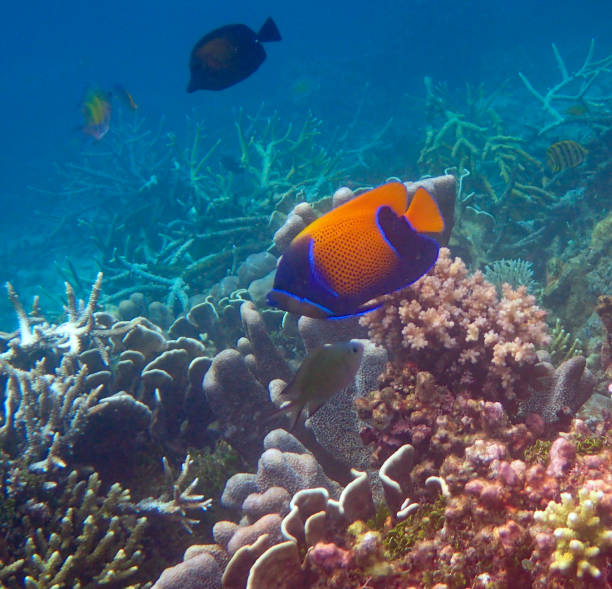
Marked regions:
[352,344,360,353]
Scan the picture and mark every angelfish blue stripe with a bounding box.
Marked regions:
[269,288,335,316]
[308,238,339,297]
[375,206,400,257]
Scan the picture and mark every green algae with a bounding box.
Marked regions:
[574,434,604,455]
[524,439,552,464]
[383,495,446,559]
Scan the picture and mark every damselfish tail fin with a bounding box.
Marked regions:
[258,17,282,42]
[264,400,303,431]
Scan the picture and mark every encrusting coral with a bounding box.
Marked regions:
[152,431,420,589]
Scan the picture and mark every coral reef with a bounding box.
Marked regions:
[543,201,612,335]
[152,434,418,589]
[523,352,596,425]
[16,104,395,323]
[0,450,212,588]
[360,247,550,413]
[0,469,147,588]
[596,295,612,380]
[156,409,612,588]
[419,78,547,206]
[0,276,231,585]
[519,40,612,135]
[533,488,612,580]
[1,120,610,589]
[202,298,385,483]
[483,258,538,295]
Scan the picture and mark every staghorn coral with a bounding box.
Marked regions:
[0,451,212,588]
[134,453,213,533]
[361,247,550,414]
[418,77,550,208]
[0,275,146,470]
[0,276,217,474]
[547,319,583,366]
[59,106,392,313]
[519,40,612,135]
[0,468,148,588]
[4,272,104,365]
[1,426,215,589]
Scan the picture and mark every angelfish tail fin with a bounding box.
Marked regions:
[405,187,445,233]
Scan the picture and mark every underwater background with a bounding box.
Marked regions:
[1,0,612,587]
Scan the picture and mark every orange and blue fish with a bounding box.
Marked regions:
[267,182,445,319]
[81,88,111,140]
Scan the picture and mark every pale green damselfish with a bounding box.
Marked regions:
[274,340,364,430]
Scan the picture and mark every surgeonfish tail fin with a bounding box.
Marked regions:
[405,187,445,233]
[258,17,282,42]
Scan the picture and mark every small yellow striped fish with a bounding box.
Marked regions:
[546,140,588,172]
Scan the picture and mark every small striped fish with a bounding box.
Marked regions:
[546,140,588,172]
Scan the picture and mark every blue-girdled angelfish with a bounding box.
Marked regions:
[271,340,364,430]
[267,181,445,319]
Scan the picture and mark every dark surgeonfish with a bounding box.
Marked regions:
[267,182,445,319]
[546,140,588,172]
[187,17,281,92]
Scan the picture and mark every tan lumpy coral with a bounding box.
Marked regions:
[361,248,550,412]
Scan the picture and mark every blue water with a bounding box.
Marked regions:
[1,0,611,327]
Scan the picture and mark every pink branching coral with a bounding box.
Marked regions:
[361,248,550,412]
